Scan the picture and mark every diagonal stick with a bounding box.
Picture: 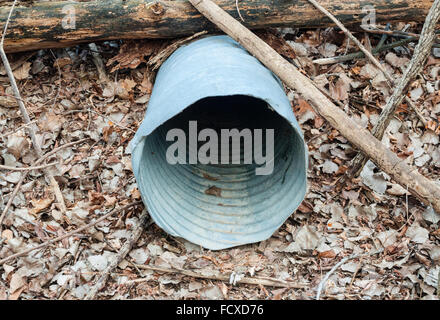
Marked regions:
[187,0,440,212]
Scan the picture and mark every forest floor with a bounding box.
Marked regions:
[0,21,440,300]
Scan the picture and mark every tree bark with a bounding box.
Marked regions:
[0,0,435,53]
[188,0,440,213]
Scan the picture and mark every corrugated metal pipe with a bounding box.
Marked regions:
[131,35,308,250]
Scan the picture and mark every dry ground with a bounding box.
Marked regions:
[0,23,440,300]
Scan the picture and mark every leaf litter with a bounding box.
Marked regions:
[0,23,439,300]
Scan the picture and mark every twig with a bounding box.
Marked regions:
[349,0,440,177]
[0,161,58,171]
[0,119,37,138]
[361,26,440,42]
[0,0,67,214]
[0,138,90,228]
[316,249,383,300]
[307,0,392,80]
[312,37,417,65]
[129,264,308,289]
[307,0,431,177]
[85,209,149,299]
[407,98,428,128]
[235,0,244,22]
[187,0,440,211]
[307,0,425,124]
[364,32,372,53]
[49,49,62,110]
[88,43,109,83]
[13,214,57,236]
[0,201,142,265]
[316,254,356,300]
[375,23,391,51]
[148,31,208,71]
[41,240,81,287]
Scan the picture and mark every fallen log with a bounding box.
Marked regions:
[0,0,435,53]
[188,0,440,213]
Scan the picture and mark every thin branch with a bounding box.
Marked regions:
[88,43,109,83]
[316,254,357,300]
[312,37,418,65]
[148,30,208,71]
[349,0,440,177]
[0,201,142,265]
[187,0,440,211]
[307,0,392,80]
[0,0,67,214]
[130,264,308,289]
[235,0,244,22]
[307,0,434,177]
[0,120,37,139]
[375,23,391,51]
[316,249,383,300]
[0,138,90,228]
[361,26,440,42]
[13,214,57,236]
[85,209,149,299]
[0,161,59,171]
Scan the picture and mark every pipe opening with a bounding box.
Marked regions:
[138,95,306,248]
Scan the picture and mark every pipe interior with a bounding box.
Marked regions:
[138,95,306,246]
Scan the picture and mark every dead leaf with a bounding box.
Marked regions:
[297,201,313,213]
[120,78,137,92]
[38,112,65,132]
[294,99,316,124]
[1,229,13,242]
[360,161,388,194]
[406,224,429,244]
[7,133,29,159]
[359,63,379,79]
[410,87,424,101]
[130,187,141,200]
[318,250,336,259]
[272,288,287,300]
[205,186,222,197]
[219,282,228,298]
[318,43,337,58]
[8,286,25,300]
[385,52,409,68]
[329,74,351,101]
[30,198,53,215]
[322,159,339,174]
[9,273,26,295]
[386,184,408,196]
[284,225,320,252]
[88,190,105,205]
[12,62,31,80]
[200,285,223,300]
[135,94,150,104]
[53,57,72,68]
[258,30,296,59]
[0,95,18,107]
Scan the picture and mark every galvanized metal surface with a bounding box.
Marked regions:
[131,35,308,250]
